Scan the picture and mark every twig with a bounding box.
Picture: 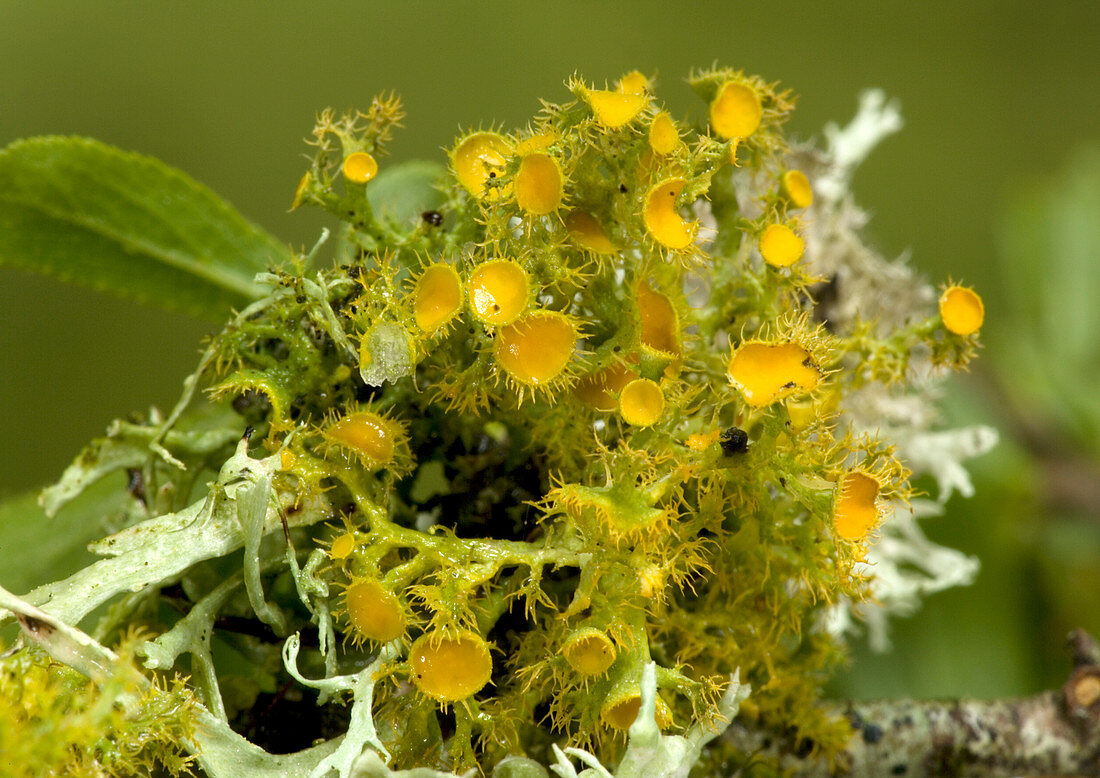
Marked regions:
[723,630,1100,777]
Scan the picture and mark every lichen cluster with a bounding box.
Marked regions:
[4,67,985,776]
[213,67,981,770]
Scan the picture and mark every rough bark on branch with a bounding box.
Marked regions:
[723,630,1100,777]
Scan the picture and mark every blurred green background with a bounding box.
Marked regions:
[2,1,1098,702]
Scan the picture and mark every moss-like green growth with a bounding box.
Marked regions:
[0,642,197,777]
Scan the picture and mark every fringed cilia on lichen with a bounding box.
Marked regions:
[0,68,994,777]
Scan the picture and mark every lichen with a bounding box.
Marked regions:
[1,68,989,777]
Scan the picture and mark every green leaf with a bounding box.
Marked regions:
[994,146,1100,448]
[0,481,121,597]
[0,136,291,321]
[367,159,446,227]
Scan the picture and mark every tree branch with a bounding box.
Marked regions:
[724,630,1100,777]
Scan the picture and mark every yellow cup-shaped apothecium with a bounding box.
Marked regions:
[515,153,563,215]
[564,211,617,255]
[616,70,650,96]
[939,285,984,336]
[468,259,528,326]
[644,179,697,250]
[600,679,673,731]
[833,471,881,541]
[329,532,356,561]
[342,152,379,184]
[636,281,680,356]
[781,169,813,209]
[583,88,648,129]
[728,342,820,407]
[618,378,664,427]
[514,132,556,155]
[648,112,682,156]
[574,362,638,412]
[759,224,804,267]
[411,264,463,333]
[323,411,404,467]
[562,627,617,676]
[709,81,762,140]
[291,171,311,209]
[452,131,512,199]
[785,397,818,432]
[495,312,578,386]
[345,578,406,643]
[408,630,493,701]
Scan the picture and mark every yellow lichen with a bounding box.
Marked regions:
[574,362,638,411]
[564,211,618,255]
[322,411,404,467]
[469,259,528,326]
[329,533,356,560]
[617,70,650,96]
[648,111,682,156]
[345,578,406,643]
[939,285,984,335]
[408,630,493,701]
[781,169,813,209]
[709,81,762,140]
[583,88,648,129]
[562,628,617,676]
[619,378,664,427]
[515,132,557,155]
[411,263,464,333]
[515,153,564,215]
[159,65,987,773]
[452,131,512,199]
[759,224,804,267]
[602,688,673,731]
[494,312,578,387]
[728,342,820,407]
[290,171,311,210]
[637,281,680,356]
[644,178,697,250]
[833,471,881,541]
[342,152,379,184]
